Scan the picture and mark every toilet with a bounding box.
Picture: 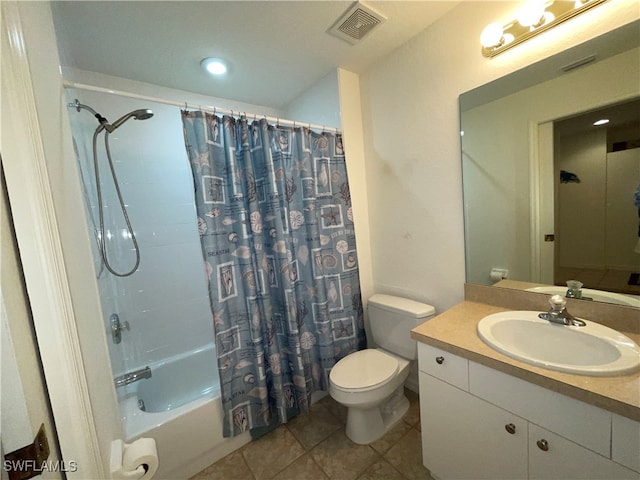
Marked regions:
[329,294,435,444]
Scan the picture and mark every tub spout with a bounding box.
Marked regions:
[114,366,152,388]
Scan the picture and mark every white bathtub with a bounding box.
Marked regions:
[118,344,250,480]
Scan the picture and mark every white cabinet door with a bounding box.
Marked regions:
[419,372,528,480]
[612,414,640,474]
[529,424,639,480]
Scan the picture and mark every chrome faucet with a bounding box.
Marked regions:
[565,280,583,299]
[565,280,593,301]
[114,366,152,388]
[538,295,586,327]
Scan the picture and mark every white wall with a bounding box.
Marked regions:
[359,1,639,313]
[604,148,640,270]
[556,129,608,270]
[285,70,341,130]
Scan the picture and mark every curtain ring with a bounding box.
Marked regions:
[213,107,216,116]
[276,117,280,127]
[293,120,296,128]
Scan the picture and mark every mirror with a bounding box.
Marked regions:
[461,21,640,308]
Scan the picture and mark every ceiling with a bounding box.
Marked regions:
[51,1,459,110]
[555,98,640,138]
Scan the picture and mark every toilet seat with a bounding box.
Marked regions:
[330,349,399,392]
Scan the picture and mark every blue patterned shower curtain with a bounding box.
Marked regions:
[181,111,365,437]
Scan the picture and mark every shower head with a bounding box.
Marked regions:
[104,109,154,132]
[70,100,153,133]
[133,109,154,121]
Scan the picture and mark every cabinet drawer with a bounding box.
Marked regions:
[612,413,640,473]
[529,424,637,480]
[418,343,468,391]
[469,362,611,457]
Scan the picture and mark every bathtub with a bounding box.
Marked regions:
[118,344,250,480]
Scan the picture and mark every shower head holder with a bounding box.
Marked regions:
[68,99,153,133]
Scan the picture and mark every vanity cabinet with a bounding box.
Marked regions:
[420,372,528,479]
[418,343,639,480]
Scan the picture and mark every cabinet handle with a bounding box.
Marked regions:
[505,423,516,434]
[537,439,549,452]
[435,356,444,365]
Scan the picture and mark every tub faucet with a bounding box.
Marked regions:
[114,366,152,388]
[538,295,586,327]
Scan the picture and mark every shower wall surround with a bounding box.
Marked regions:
[67,89,216,375]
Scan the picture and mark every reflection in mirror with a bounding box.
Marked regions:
[460,21,640,308]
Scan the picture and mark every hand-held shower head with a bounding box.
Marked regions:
[69,100,153,133]
[105,109,154,132]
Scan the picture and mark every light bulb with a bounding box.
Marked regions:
[201,58,228,76]
[593,119,609,126]
[481,23,505,48]
[517,0,547,28]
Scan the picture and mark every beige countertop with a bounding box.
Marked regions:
[411,300,640,422]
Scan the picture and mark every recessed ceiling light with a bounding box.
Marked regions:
[593,118,610,126]
[201,58,228,76]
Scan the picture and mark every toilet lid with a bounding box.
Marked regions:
[330,349,399,390]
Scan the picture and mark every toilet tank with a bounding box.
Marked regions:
[368,294,435,360]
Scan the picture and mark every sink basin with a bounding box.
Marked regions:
[526,286,640,308]
[478,311,640,376]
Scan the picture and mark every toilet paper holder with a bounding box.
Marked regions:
[490,268,509,282]
[110,438,158,480]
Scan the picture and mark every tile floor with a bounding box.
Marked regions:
[189,388,434,480]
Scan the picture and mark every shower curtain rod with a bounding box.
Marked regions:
[63,80,341,133]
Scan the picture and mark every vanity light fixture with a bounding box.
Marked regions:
[201,57,228,76]
[481,0,608,58]
[593,118,610,126]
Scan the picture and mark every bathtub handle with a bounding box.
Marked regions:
[111,313,130,344]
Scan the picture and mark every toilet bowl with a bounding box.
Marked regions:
[328,294,435,444]
[329,348,411,444]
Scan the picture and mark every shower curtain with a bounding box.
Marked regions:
[181,111,365,437]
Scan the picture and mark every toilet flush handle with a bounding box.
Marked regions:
[435,356,444,365]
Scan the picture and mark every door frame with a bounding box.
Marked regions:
[530,121,556,285]
[1,2,104,477]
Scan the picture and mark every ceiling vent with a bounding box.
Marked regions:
[328,1,386,45]
[561,55,597,73]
